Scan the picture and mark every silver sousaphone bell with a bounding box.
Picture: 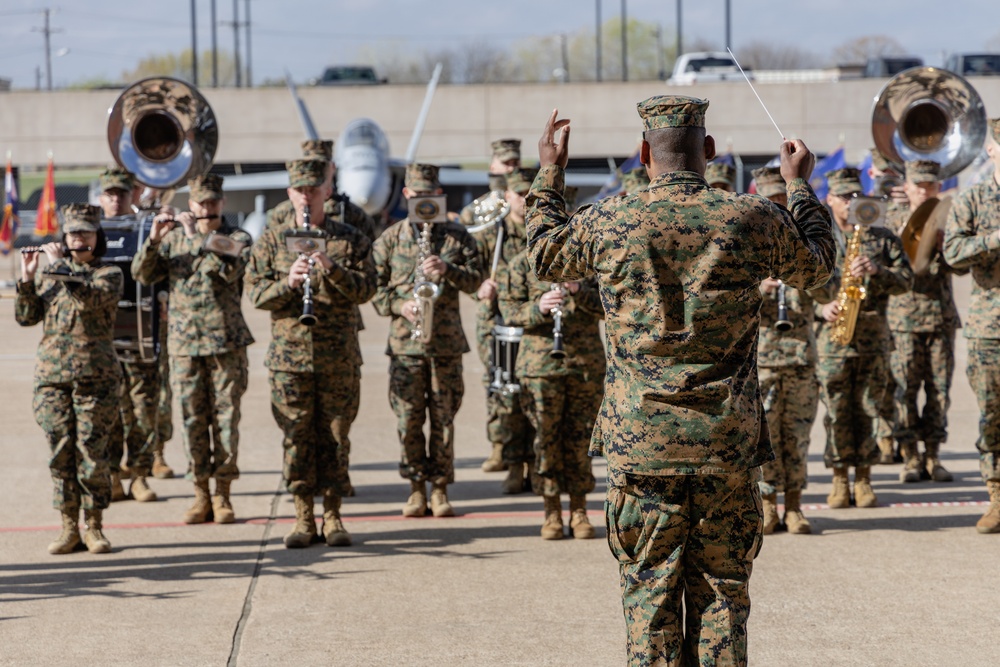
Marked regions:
[107,76,218,189]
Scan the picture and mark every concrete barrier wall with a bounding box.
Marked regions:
[2,78,999,168]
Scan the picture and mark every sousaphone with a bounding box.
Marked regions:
[872,67,986,272]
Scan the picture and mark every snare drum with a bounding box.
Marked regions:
[489,325,523,396]
[102,215,161,363]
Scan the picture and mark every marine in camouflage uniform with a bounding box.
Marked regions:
[886,160,961,484]
[16,204,123,554]
[813,168,913,510]
[620,165,650,195]
[527,99,835,667]
[470,167,537,491]
[98,167,159,503]
[706,161,736,192]
[498,249,605,540]
[458,138,522,227]
[153,293,176,478]
[752,167,820,536]
[372,163,483,518]
[133,173,254,524]
[942,117,1000,534]
[247,158,376,548]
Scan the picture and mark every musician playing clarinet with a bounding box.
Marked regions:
[246,159,375,549]
[133,174,253,525]
[16,204,122,555]
[498,248,605,540]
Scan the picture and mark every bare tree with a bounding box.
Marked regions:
[119,49,238,86]
[739,41,824,70]
[832,35,906,65]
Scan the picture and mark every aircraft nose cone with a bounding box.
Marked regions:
[356,195,368,206]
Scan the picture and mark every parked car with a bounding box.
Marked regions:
[667,52,749,85]
[944,53,1000,77]
[863,56,923,78]
[311,66,386,86]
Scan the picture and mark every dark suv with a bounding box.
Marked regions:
[314,66,386,86]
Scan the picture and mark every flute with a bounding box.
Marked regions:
[20,245,92,254]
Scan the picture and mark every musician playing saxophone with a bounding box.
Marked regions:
[498,249,605,540]
[813,168,912,510]
[471,167,537,491]
[372,164,482,518]
[246,158,376,549]
[753,167,822,535]
[133,173,253,525]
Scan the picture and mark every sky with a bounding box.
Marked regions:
[0,0,998,89]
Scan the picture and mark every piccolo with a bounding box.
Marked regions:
[20,245,92,254]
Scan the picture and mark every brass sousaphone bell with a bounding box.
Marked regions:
[107,76,219,190]
[872,67,986,273]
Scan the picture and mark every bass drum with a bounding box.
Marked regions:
[102,215,161,363]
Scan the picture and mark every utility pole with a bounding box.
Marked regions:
[676,0,683,61]
[211,0,218,87]
[244,0,252,87]
[560,33,570,83]
[232,0,241,87]
[32,9,61,91]
[656,24,666,81]
[190,0,198,85]
[620,0,627,82]
[595,0,602,82]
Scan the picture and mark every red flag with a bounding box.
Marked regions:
[35,155,58,237]
[0,156,20,254]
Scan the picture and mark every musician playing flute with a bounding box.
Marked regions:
[753,167,821,535]
[498,249,605,540]
[16,204,122,554]
[247,159,375,549]
[372,164,482,518]
[133,174,253,525]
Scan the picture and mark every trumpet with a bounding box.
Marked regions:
[775,281,792,332]
[549,283,566,360]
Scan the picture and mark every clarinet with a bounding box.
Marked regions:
[775,280,792,332]
[549,284,566,360]
[299,206,317,326]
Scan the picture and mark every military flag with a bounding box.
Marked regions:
[35,153,58,237]
[0,155,20,254]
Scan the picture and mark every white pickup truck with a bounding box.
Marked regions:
[667,52,749,85]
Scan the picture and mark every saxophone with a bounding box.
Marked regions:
[830,225,867,345]
[410,220,439,343]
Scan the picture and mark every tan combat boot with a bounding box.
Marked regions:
[783,490,812,535]
[827,468,851,509]
[48,508,81,555]
[923,442,953,482]
[876,437,896,465]
[212,479,236,524]
[899,442,923,483]
[82,509,111,554]
[402,480,427,517]
[129,473,157,503]
[151,451,174,479]
[430,482,455,518]
[322,491,352,546]
[854,466,878,508]
[284,494,317,548]
[110,471,127,502]
[481,443,507,473]
[975,481,1000,535]
[762,492,781,535]
[569,494,595,539]
[501,462,527,495]
[541,495,564,540]
[182,480,213,524]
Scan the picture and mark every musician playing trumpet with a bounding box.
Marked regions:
[247,159,376,549]
[813,168,912,510]
[372,164,482,518]
[133,173,253,525]
[753,167,821,535]
[498,249,605,540]
[16,203,122,555]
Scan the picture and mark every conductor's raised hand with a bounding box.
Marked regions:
[538,109,571,169]
[779,139,816,184]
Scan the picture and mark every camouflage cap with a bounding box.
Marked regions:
[564,185,579,211]
[491,138,521,163]
[405,163,440,193]
[869,148,893,172]
[286,158,328,188]
[505,167,538,195]
[62,203,102,233]
[637,95,708,131]
[705,162,736,188]
[301,139,334,161]
[488,173,507,192]
[904,159,941,184]
[991,118,1000,143]
[100,166,135,193]
[621,166,651,195]
[826,167,863,196]
[188,173,225,201]
[751,166,786,198]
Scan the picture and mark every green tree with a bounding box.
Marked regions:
[120,49,239,86]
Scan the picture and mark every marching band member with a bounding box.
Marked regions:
[16,204,122,554]
[247,159,376,548]
[706,161,736,192]
[459,138,522,227]
[372,164,482,518]
[133,174,254,524]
